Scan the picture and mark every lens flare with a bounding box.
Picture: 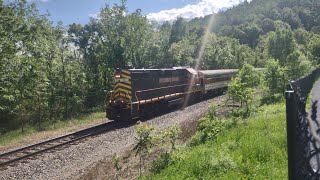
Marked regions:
[182,14,216,108]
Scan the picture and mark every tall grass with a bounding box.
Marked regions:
[147,103,287,179]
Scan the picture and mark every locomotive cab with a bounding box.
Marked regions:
[105,69,132,120]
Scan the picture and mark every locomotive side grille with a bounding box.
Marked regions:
[113,70,132,101]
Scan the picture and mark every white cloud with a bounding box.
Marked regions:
[89,13,99,19]
[147,0,251,22]
[88,10,126,19]
[28,0,50,2]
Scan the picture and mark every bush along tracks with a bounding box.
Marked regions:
[144,102,287,180]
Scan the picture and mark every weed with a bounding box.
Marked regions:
[147,103,287,179]
[112,154,122,179]
[260,93,284,105]
[161,123,181,151]
[149,152,172,174]
[133,123,155,177]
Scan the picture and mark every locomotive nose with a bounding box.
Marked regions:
[106,99,130,120]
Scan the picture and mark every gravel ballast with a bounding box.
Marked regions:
[1,95,226,180]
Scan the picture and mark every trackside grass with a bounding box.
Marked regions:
[147,103,287,179]
[0,112,105,148]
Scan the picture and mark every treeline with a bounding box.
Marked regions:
[1,0,320,132]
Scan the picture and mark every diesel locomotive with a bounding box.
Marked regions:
[105,67,238,121]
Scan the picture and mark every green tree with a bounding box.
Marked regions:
[264,59,286,95]
[227,64,258,115]
[123,9,152,68]
[267,28,296,66]
[280,7,301,29]
[169,17,188,44]
[168,35,198,67]
[133,123,155,177]
[162,123,182,151]
[227,77,254,115]
[294,28,311,46]
[308,35,320,64]
[286,50,312,79]
[242,23,263,47]
[202,34,255,70]
[238,63,260,88]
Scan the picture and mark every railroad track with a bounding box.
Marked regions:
[0,92,224,169]
[0,121,133,169]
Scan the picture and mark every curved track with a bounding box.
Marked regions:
[0,121,134,169]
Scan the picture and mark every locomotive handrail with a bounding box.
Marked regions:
[135,84,188,93]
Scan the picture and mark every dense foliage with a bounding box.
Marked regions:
[1,0,320,132]
[146,103,287,179]
[227,64,259,116]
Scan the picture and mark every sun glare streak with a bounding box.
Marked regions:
[182,14,216,108]
[194,14,215,71]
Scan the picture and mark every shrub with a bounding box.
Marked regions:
[188,117,227,147]
[227,64,259,116]
[112,153,122,179]
[238,63,260,88]
[150,152,172,174]
[260,93,284,105]
[207,103,218,119]
[161,123,182,151]
[133,123,155,176]
[263,59,286,95]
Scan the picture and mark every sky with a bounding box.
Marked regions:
[5,0,249,25]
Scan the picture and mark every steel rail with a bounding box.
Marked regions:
[0,123,112,168]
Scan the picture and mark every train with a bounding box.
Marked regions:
[105,67,238,121]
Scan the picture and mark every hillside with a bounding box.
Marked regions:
[188,0,320,47]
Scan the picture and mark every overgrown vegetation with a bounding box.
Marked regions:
[132,122,182,178]
[145,103,287,179]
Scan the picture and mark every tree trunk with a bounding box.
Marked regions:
[19,88,24,133]
[245,101,249,116]
[139,155,142,179]
[61,47,68,119]
[38,95,42,130]
[47,53,55,121]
